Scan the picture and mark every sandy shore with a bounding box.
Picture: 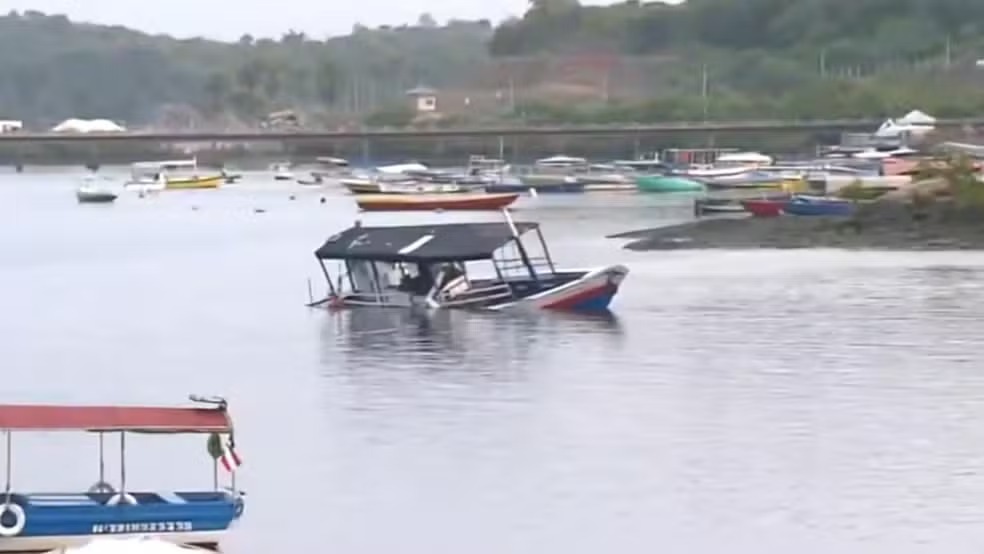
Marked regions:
[610,201,984,251]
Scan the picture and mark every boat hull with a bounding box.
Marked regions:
[741,199,784,217]
[489,265,629,312]
[636,175,704,193]
[164,175,223,190]
[355,193,519,211]
[76,192,117,204]
[0,491,241,553]
[782,197,854,216]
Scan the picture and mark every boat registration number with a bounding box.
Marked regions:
[92,521,193,534]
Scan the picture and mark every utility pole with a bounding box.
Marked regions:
[701,64,709,122]
[819,49,827,78]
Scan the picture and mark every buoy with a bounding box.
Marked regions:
[288,195,296,201]
[254,208,266,214]
[0,503,25,537]
[319,197,326,204]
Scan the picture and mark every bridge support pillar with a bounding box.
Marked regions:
[361,138,371,166]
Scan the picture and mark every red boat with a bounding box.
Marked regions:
[355,193,520,212]
[741,199,785,217]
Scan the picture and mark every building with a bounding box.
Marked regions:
[0,120,22,133]
[406,86,438,114]
[51,118,125,133]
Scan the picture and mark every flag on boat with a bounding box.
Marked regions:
[220,439,242,472]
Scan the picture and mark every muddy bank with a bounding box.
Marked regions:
[611,201,984,251]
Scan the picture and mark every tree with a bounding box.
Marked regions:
[417,13,437,28]
[315,58,342,107]
[203,72,232,114]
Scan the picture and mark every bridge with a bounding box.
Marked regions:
[0,118,979,144]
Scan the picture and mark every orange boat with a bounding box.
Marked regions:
[355,193,519,212]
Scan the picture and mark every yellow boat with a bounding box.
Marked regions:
[165,174,224,190]
[126,158,223,191]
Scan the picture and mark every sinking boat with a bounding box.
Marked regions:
[354,193,519,212]
[310,211,628,312]
[0,396,244,553]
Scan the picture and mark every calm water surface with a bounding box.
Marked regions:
[3,168,984,553]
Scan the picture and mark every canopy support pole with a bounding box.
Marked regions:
[318,259,336,296]
[119,432,126,495]
[98,432,105,485]
[213,458,218,492]
[3,431,11,503]
[502,209,539,284]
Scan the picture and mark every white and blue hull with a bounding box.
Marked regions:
[0,491,242,553]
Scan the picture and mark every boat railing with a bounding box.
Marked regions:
[494,255,554,277]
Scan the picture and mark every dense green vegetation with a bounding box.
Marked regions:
[491,0,984,123]
[2,1,984,128]
[0,10,490,126]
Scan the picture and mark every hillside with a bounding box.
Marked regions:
[0,11,492,127]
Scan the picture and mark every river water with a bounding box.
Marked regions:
[3,168,984,553]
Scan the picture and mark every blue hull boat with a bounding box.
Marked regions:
[0,397,244,553]
[782,195,854,216]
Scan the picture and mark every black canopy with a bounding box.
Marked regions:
[314,222,538,263]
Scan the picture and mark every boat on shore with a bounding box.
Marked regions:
[354,192,519,211]
[636,175,704,193]
[741,198,786,217]
[782,195,855,216]
[0,396,244,553]
[76,176,118,204]
[309,210,628,312]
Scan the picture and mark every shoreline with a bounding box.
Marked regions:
[609,203,984,251]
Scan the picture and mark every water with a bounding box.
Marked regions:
[3,167,984,553]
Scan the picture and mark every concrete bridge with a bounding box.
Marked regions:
[0,118,981,144]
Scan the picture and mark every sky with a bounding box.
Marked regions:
[5,0,624,41]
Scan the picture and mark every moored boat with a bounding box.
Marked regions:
[741,199,785,217]
[309,210,628,312]
[76,176,118,204]
[271,162,294,181]
[782,195,855,216]
[126,160,222,191]
[354,193,519,212]
[636,175,704,193]
[0,396,244,553]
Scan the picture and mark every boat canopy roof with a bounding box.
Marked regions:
[315,222,538,263]
[131,159,197,170]
[0,400,232,433]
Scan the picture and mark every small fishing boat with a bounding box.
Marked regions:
[296,173,324,186]
[782,195,855,216]
[695,198,745,215]
[309,210,628,312]
[271,163,294,181]
[76,176,118,204]
[126,160,222,191]
[354,193,519,212]
[0,396,245,553]
[636,175,704,193]
[741,199,785,217]
[489,175,584,194]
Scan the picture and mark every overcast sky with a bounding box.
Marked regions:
[6,0,625,41]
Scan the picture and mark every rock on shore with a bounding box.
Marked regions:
[610,199,984,251]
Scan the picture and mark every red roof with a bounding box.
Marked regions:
[0,404,232,433]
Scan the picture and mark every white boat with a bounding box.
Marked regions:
[76,175,118,203]
[271,162,294,181]
[124,159,222,191]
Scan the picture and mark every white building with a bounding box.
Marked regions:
[51,118,125,133]
[405,86,438,113]
[0,120,23,133]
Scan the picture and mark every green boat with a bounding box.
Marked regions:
[636,175,705,193]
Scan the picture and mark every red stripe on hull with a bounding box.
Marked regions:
[542,283,615,310]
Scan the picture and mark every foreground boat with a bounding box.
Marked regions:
[354,193,519,212]
[0,397,244,553]
[310,211,628,312]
